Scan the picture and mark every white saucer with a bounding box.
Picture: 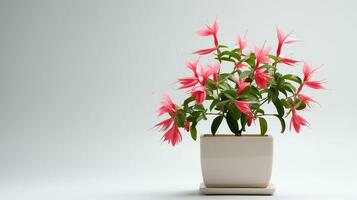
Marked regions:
[199,183,275,195]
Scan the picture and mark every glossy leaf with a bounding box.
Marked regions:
[226,115,240,135]
[283,74,302,84]
[272,98,285,117]
[274,114,286,133]
[175,111,186,127]
[190,126,197,140]
[259,117,268,136]
[211,116,224,135]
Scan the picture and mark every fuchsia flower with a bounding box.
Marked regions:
[194,19,219,55]
[303,63,324,89]
[178,58,200,89]
[247,115,254,127]
[276,27,298,57]
[184,120,190,132]
[193,47,218,55]
[155,93,183,146]
[208,62,221,82]
[157,93,177,116]
[280,57,300,66]
[254,45,272,69]
[297,62,324,94]
[178,77,199,89]
[254,68,272,88]
[290,107,309,133]
[234,77,250,95]
[192,86,206,104]
[297,94,316,107]
[236,35,247,50]
[161,123,182,146]
[302,62,319,82]
[186,57,200,77]
[235,100,254,116]
[198,65,214,85]
[197,19,219,47]
[235,62,247,70]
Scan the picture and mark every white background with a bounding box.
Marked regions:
[0,0,356,199]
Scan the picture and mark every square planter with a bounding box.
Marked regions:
[200,134,273,188]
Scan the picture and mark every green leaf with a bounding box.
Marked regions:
[215,100,230,110]
[220,89,236,100]
[259,117,268,136]
[175,111,186,127]
[218,73,230,81]
[190,126,197,140]
[194,104,205,111]
[278,87,288,97]
[220,57,236,62]
[244,56,256,67]
[226,115,240,135]
[280,99,290,108]
[229,103,241,120]
[268,55,279,62]
[269,87,279,99]
[282,74,302,84]
[183,96,194,106]
[211,116,223,135]
[217,44,228,49]
[272,98,285,117]
[255,108,265,115]
[296,101,306,110]
[240,114,248,132]
[209,100,218,111]
[274,114,286,133]
[283,82,297,94]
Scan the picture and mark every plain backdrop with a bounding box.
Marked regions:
[0,0,356,199]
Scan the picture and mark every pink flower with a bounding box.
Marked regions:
[280,57,300,66]
[155,94,182,146]
[302,62,319,82]
[304,81,324,89]
[155,117,174,132]
[192,86,206,104]
[178,58,200,89]
[208,62,220,82]
[247,115,254,127]
[254,45,272,69]
[254,68,272,88]
[162,122,182,146]
[276,27,298,56]
[235,62,247,70]
[297,62,324,93]
[184,120,190,132]
[297,94,316,108]
[290,107,309,133]
[234,77,250,95]
[157,93,177,116]
[198,65,213,85]
[178,77,199,89]
[236,34,247,50]
[186,57,200,77]
[235,100,253,116]
[193,47,217,55]
[197,19,219,47]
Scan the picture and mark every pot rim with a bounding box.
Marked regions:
[201,134,272,138]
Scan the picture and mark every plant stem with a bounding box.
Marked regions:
[205,112,222,116]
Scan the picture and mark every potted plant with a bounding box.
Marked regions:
[154,19,324,194]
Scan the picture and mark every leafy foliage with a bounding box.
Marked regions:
[155,21,324,146]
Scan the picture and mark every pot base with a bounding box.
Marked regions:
[199,183,275,195]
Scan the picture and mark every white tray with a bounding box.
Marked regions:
[199,183,275,195]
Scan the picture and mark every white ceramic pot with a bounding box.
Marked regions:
[200,134,273,188]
